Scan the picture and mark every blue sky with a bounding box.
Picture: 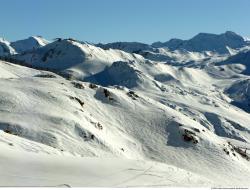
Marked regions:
[0,0,249,43]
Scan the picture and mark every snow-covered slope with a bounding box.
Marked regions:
[10,36,49,53]
[1,32,250,187]
[216,50,250,75]
[1,57,250,187]
[0,142,212,187]
[225,79,250,113]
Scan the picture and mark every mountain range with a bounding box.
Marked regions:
[0,31,250,187]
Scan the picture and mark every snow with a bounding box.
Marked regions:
[0,138,213,187]
[10,36,49,53]
[13,39,146,80]
[243,36,250,42]
[0,36,49,56]
[216,50,250,75]
[1,31,250,187]
[151,31,248,54]
[0,38,16,56]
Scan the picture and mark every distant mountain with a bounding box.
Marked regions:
[152,38,184,50]
[95,40,216,63]
[94,32,249,63]
[152,31,248,54]
[11,36,49,53]
[96,42,154,53]
[0,38,16,56]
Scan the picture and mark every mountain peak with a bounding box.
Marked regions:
[0,38,16,56]
[10,36,49,53]
[224,31,238,36]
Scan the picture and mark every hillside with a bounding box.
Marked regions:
[1,55,250,186]
[216,50,250,75]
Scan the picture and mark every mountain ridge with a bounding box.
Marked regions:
[152,31,248,53]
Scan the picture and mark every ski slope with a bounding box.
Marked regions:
[0,139,213,187]
[1,59,250,187]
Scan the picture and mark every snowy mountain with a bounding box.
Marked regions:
[95,32,249,65]
[0,36,49,56]
[12,39,146,80]
[11,36,49,53]
[0,38,16,56]
[216,50,250,75]
[1,32,250,187]
[152,31,248,54]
